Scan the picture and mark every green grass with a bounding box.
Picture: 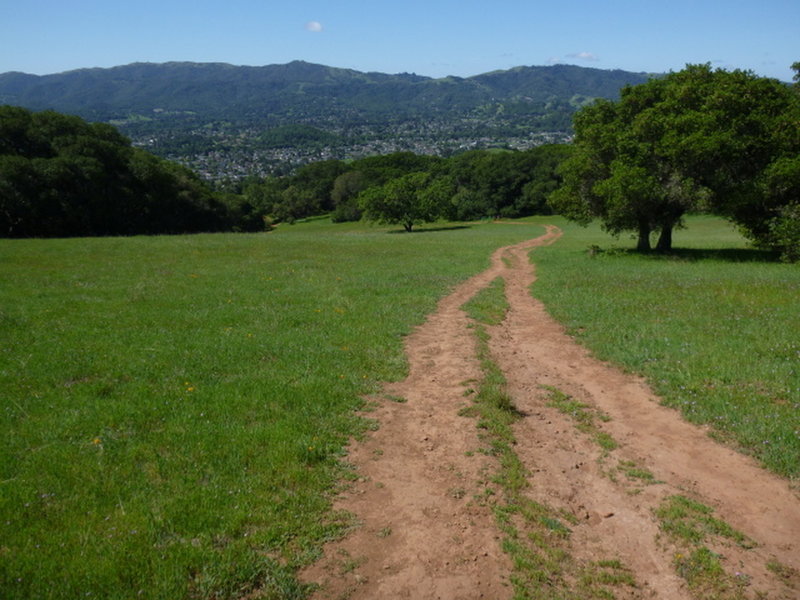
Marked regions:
[5,213,797,597]
[766,559,799,588]
[616,461,657,484]
[531,215,800,479]
[672,547,748,600]
[0,219,543,599]
[655,495,754,549]
[460,277,522,483]
[461,276,509,326]
[655,495,754,599]
[543,386,619,452]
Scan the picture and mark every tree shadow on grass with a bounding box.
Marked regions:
[666,248,780,263]
[386,225,474,234]
[596,247,781,263]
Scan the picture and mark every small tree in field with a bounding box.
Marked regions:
[359,172,445,232]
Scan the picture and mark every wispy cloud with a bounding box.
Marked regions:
[305,21,323,33]
[567,51,599,62]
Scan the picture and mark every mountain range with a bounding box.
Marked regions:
[0,61,653,119]
[0,61,654,179]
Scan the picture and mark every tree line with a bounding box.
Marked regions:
[2,62,798,260]
[237,145,571,231]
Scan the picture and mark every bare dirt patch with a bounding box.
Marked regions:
[303,226,800,599]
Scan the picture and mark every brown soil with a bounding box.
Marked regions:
[302,226,800,599]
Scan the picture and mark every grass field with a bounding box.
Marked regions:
[0,220,543,599]
[531,215,800,479]
[2,215,798,598]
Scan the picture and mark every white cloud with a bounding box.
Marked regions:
[567,51,599,62]
[305,21,323,32]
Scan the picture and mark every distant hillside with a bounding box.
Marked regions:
[0,61,653,179]
[0,61,651,119]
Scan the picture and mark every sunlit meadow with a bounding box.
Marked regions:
[2,214,798,599]
[0,219,543,599]
[531,215,800,479]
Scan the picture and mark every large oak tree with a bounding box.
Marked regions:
[550,64,800,256]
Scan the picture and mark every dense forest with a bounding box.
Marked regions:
[0,107,239,236]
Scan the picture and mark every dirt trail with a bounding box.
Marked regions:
[303,226,800,599]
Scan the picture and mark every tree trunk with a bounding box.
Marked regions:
[403,221,413,232]
[656,225,673,252]
[636,222,652,251]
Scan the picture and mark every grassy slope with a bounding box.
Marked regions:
[0,220,543,599]
[530,215,800,479]
[2,215,797,599]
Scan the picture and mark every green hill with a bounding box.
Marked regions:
[0,61,651,120]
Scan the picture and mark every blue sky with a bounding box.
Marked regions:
[1,0,798,81]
